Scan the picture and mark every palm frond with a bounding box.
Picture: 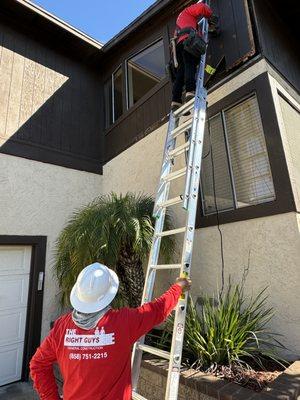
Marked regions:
[54,192,175,306]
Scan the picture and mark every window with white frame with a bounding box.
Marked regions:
[201,95,276,215]
[104,65,123,128]
[127,40,166,107]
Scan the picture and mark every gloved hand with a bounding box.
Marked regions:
[208,14,220,36]
[175,277,192,292]
[208,14,219,27]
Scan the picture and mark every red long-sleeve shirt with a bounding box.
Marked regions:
[30,284,182,400]
[176,3,213,43]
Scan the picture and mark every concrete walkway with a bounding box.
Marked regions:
[0,382,39,400]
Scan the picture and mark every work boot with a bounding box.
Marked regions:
[183,92,195,116]
[171,101,182,112]
[185,91,195,103]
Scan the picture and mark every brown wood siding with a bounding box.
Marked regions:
[0,17,103,174]
[103,14,172,162]
[251,0,300,93]
[105,80,171,161]
[104,0,256,162]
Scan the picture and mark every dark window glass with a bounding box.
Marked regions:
[113,66,123,121]
[127,40,166,107]
[104,78,112,129]
[104,66,124,128]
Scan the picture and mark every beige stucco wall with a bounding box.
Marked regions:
[192,212,300,358]
[102,65,300,358]
[0,153,103,338]
[103,119,300,358]
[2,57,299,362]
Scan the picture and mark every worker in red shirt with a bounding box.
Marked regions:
[30,262,191,400]
[171,1,217,111]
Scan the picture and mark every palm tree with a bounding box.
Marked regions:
[54,192,174,308]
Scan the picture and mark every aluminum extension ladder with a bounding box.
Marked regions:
[132,5,211,400]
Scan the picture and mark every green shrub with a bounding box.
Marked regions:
[151,285,285,370]
[54,192,174,307]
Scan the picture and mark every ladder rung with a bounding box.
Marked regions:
[132,392,148,400]
[173,97,195,117]
[171,118,192,139]
[168,141,190,158]
[162,167,187,182]
[151,264,181,270]
[158,195,183,208]
[156,227,186,237]
[137,344,170,360]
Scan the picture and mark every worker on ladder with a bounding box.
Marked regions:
[30,263,191,400]
[171,1,218,111]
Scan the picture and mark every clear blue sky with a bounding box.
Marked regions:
[32,0,157,43]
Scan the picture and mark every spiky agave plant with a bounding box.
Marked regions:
[54,192,174,308]
[154,285,285,370]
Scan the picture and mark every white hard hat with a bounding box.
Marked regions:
[70,262,119,313]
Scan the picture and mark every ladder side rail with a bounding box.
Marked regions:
[140,112,177,306]
[132,1,212,396]
[165,89,207,400]
[165,16,210,400]
[132,114,177,391]
[183,12,209,210]
[153,114,179,217]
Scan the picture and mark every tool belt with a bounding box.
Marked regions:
[176,26,207,58]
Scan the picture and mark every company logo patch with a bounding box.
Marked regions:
[64,327,115,347]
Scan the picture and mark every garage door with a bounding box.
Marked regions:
[0,246,31,386]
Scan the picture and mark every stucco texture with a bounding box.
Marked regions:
[0,153,103,338]
[2,58,299,361]
[103,116,300,359]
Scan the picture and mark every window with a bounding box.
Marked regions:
[278,94,300,207]
[104,79,113,128]
[104,66,124,128]
[201,115,235,213]
[113,67,123,122]
[127,40,166,107]
[201,96,276,215]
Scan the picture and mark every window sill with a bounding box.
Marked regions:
[105,77,170,135]
[196,199,295,228]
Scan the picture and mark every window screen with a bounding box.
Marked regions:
[127,40,166,107]
[201,96,276,215]
[201,115,235,215]
[224,96,275,207]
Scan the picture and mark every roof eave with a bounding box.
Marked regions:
[102,0,181,53]
[15,0,103,49]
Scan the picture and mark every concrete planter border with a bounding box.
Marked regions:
[139,359,300,400]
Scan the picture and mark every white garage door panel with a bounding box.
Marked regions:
[0,276,29,311]
[0,246,31,387]
[0,309,27,346]
[0,343,23,386]
[0,247,31,276]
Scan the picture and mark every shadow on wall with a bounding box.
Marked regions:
[0,19,103,173]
